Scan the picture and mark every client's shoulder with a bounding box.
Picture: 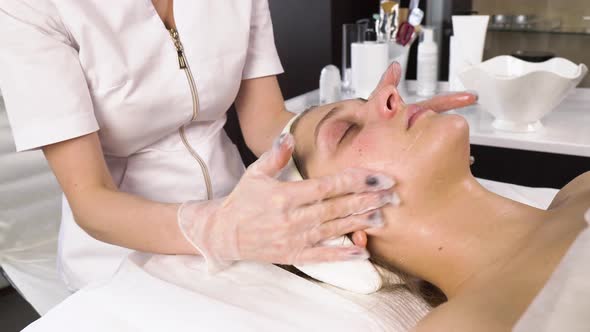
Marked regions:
[411,297,509,332]
[549,171,590,210]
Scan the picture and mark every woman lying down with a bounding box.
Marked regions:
[284,68,590,331]
[25,66,589,331]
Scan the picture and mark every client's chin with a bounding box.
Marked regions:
[392,114,471,189]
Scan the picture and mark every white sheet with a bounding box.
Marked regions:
[0,107,71,314]
[18,179,560,332]
[24,253,411,332]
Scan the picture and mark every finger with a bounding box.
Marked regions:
[248,133,295,177]
[369,62,402,99]
[307,210,384,245]
[415,91,478,113]
[351,231,368,248]
[286,168,395,206]
[293,246,370,265]
[297,190,400,227]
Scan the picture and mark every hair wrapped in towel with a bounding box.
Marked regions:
[277,112,389,294]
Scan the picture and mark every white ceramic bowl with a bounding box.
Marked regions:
[459,55,588,132]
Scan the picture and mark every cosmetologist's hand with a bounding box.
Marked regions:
[177,134,398,272]
[371,61,478,112]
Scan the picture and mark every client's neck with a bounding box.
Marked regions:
[374,174,548,298]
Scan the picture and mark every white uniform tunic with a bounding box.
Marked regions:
[0,0,283,290]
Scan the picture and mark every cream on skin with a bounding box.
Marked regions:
[291,83,589,328]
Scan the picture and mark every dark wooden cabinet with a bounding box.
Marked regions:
[470,145,590,189]
[269,0,379,99]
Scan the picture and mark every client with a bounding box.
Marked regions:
[288,70,590,331]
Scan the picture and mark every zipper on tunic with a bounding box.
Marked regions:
[170,29,187,69]
[168,28,213,200]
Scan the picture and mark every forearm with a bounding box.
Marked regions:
[43,133,201,256]
[240,108,294,156]
[70,186,197,255]
[235,75,294,156]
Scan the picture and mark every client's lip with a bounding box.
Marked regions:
[406,105,428,129]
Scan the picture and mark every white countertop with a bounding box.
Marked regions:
[1,84,589,157]
[285,82,590,158]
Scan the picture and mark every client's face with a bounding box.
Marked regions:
[292,85,472,276]
[291,85,471,187]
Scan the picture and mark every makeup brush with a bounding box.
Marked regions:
[373,13,383,40]
[381,1,398,41]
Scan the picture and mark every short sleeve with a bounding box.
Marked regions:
[241,0,284,80]
[0,1,98,152]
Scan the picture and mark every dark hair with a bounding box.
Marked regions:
[278,256,446,308]
[370,256,447,308]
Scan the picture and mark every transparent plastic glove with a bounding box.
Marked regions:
[177,133,397,272]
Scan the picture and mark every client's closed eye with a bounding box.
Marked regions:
[338,123,358,145]
[318,120,352,152]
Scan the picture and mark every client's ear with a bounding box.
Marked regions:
[369,62,402,99]
[351,231,368,248]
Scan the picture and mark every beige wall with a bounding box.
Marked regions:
[474,0,590,87]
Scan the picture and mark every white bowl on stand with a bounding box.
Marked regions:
[459,55,587,132]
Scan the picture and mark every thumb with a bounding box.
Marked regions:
[369,62,402,99]
[248,133,295,177]
[351,231,368,248]
[415,92,478,113]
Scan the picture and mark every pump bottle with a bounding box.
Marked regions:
[416,27,439,97]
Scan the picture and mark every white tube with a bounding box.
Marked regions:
[451,15,489,66]
[449,36,466,91]
[351,42,389,99]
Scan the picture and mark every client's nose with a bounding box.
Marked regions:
[367,85,403,121]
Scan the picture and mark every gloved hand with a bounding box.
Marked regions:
[177,133,398,272]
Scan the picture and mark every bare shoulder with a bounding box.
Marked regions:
[549,171,590,209]
[411,305,455,332]
[411,304,452,332]
[411,300,508,332]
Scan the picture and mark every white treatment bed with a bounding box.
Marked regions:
[17,171,561,332]
[0,98,568,330]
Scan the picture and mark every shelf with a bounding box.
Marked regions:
[488,27,590,36]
